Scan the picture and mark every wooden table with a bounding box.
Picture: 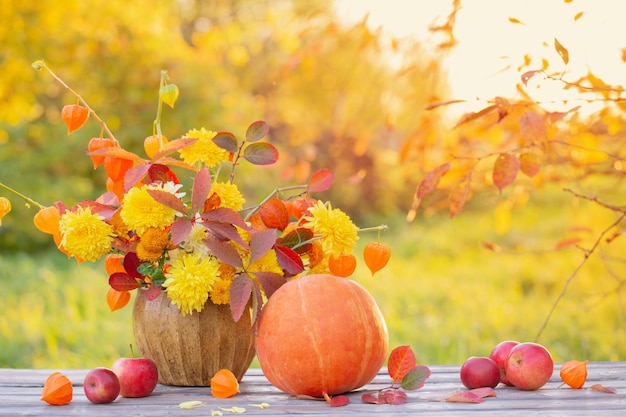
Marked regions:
[1,363,625,416]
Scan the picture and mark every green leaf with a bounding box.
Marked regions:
[160,83,179,108]
[400,365,431,390]
[243,142,279,165]
[246,120,269,142]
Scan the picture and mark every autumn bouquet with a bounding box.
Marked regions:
[0,61,390,323]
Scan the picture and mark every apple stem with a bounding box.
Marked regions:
[130,344,136,358]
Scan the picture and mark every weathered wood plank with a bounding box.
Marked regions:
[0,363,625,416]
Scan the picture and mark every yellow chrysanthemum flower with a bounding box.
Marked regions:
[180,223,209,257]
[303,201,359,256]
[120,183,179,236]
[179,127,230,167]
[209,278,232,305]
[58,206,115,262]
[210,182,245,211]
[163,253,221,316]
[136,227,170,262]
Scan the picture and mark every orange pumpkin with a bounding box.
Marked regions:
[255,274,389,397]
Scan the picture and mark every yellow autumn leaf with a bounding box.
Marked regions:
[211,410,224,416]
[178,400,205,409]
[249,402,270,409]
[220,406,246,413]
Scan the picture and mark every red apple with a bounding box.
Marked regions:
[83,367,120,404]
[505,342,554,390]
[489,340,519,386]
[460,356,500,389]
[112,357,158,398]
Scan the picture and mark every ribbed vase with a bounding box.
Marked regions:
[132,290,255,386]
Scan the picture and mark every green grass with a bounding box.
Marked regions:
[1,185,625,369]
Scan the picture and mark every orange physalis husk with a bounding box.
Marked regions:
[210,369,239,398]
[107,287,131,312]
[144,134,168,159]
[41,372,73,405]
[0,197,11,224]
[328,253,357,277]
[87,137,116,168]
[33,206,61,235]
[104,253,126,276]
[61,104,89,134]
[560,360,588,389]
[363,242,391,276]
[104,157,133,182]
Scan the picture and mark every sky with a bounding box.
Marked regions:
[333,0,625,114]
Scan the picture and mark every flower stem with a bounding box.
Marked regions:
[153,70,168,149]
[32,60,118,143]
[0,182,44,210]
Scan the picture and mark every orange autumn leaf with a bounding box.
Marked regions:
[210,369,239,398]
[33,206,61,235]
[105,253,126,276]
[61,104,89,134]
[328,253,357,278]
[41,372,73,405]
[560,360,588,389]
[107,287,131,312]
[449,173,471,218]
[259,198,289,231]
[387,345,417,383]
[363,242,391,276]
[492,153,520,193]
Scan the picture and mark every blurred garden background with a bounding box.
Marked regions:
[2,0,626,368]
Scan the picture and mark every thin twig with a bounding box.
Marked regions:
[534,211,626,342]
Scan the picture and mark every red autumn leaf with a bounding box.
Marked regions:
[243,142,279,165]
[323,392,349,407]
[253,271,286,299]
[144,283,162,301]
[590,384,617,394]
[246,120,270,143]
[555,237,582,249]
[521,70,541,86]
[401,365,431,390]
[249,228,278,265]
[229,273,253,322]
[109,272,140,291]
[146,189,188,215]
[170,218,193,246]
[417,163,450,199]
[274,244,305,276]
[519,150,543,177]
[204,235,244,268]
[361,391,387,405]
[148,163,179,186]
[308,168,335,192]
[213,131,239,153]
[192,166,211,214]
[554,37,569,65]
[519,110,547,143]
[259,198,289,231]
[444,391,485,403]
[124,164,151,191]
[123,252,143,278]
[388,345,417,383]
[492,153,520,193]
[468,387,496,398]
[449,173,471,218]
[61,104,89,134]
